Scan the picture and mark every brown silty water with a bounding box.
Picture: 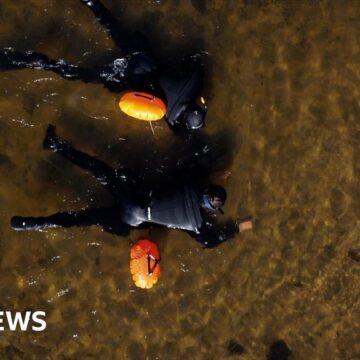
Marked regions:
[0,0,359,359]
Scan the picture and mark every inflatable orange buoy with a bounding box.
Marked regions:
[119,92,166,121]
[130,239,161,289]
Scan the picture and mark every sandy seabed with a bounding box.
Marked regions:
[0,1,359,359]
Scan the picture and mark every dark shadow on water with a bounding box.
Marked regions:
[191,0,207,14]
[227,339,245,356]
[267,341,291,360]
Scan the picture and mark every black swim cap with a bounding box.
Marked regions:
[183,103,206,130]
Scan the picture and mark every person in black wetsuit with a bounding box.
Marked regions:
[0,0,207,133]
[10,125,252,248]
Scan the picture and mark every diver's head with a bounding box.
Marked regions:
[202,185,227,213]
[183,98,207,130]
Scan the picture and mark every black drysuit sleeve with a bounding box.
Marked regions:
[185,218,239,248]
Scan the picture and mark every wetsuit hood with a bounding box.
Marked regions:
[183,103,206,130]
[159,61,204,128]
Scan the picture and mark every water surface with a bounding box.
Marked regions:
[0,1,359,359]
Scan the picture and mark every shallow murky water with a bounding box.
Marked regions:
[0,1,359,359]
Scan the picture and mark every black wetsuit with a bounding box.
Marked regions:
[11,126,238,249]
[0,0,206,132]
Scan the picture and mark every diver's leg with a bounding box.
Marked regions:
[80,1,158,84]
[43,125,117,188]
[11,209,101,231]
[10,207,130,235]
[0,48,97,83]
[43,125,142,200]
[80,0,147,52]
[43,125,144,201]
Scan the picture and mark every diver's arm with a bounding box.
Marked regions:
[10,206,131,236]
[0,48,98,83]
[185,220,239,248]
[186,218,252,249]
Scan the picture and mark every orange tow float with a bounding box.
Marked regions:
[119,92,166,121]
[130,239,161,289]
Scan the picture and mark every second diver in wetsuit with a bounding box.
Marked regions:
[11,125,252,248]
[0,0,207,133]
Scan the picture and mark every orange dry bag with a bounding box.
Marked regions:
[130,239,161,289]
[119,92,166,121]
